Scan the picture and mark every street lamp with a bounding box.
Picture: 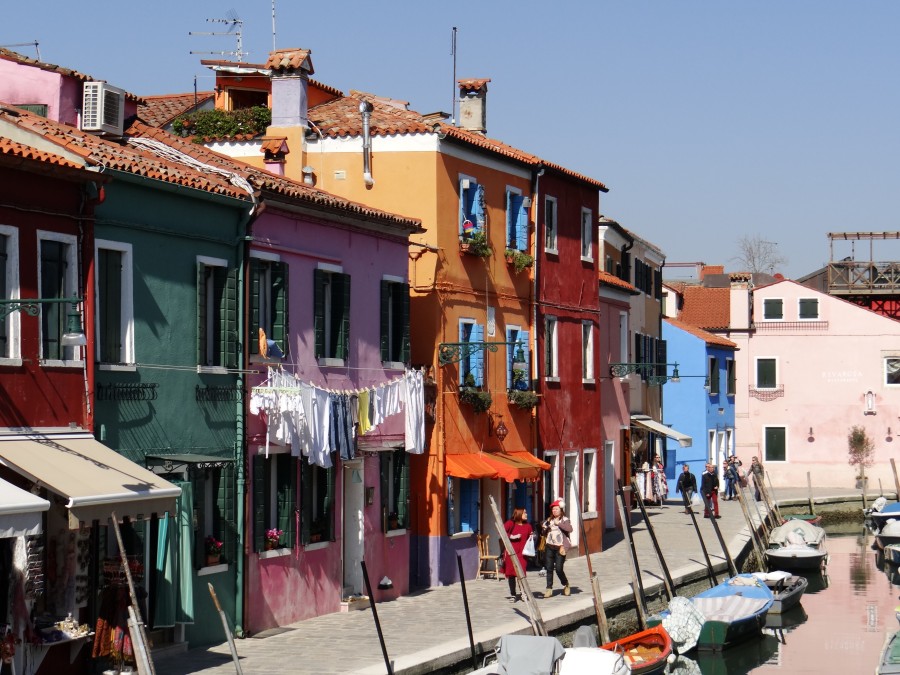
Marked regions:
[0,297,86,346]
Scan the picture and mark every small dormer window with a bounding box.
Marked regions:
[798,298,819,320]
[763,298,783,320]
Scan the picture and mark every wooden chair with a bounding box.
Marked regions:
[478,533,501,580]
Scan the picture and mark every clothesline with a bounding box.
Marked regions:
[251,366,419,397]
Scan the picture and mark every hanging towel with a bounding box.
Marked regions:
[358,389,371,435]
[153,514,176,628]
[404,370,426,454]
[176,482,194,624]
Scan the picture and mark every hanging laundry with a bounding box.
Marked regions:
[404,370,425,454]
[358,389,372,435]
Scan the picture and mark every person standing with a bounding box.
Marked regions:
[750,456,765,501]
[675,464,697,513]
[701,463,721,518]
[723,457,738,501]
[541,500,573,598]
[502,507,533,602]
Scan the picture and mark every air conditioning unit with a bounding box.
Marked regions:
[81,81,125,136]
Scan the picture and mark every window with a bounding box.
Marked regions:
[0,226,19,361]
[381,449,409,531]
[581,208,593,260]
[582,321,595,382]
[619,312,628,364]
[447,477,479,535]
[459,177,485,238]
[726,358,736,396]
[543,452,559,508]
[314,267,351,363]
[798,298,819,320]
[38,231,80,362]
[96,240,134,365]
[545,316,558,379]
[707,356,719,395]
[506,190,528,251]
[582,449,597,514]
[544,196,557,253]
[194,464,237,567]
[381,278,410,365]
[764,426,786,462]
[886,358,900,386]
[301,460,335,545]
[634,259,653,295]
[756,358,777,389]
[506,326,530,390]
[763,298,783,320]
[197,256,237,370]
[253,454,297,551]
[459,320,484,386]
[249,255,288,358]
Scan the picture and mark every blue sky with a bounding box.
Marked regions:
[6,1,900,277]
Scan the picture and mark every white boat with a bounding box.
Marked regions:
[885,543,900,566]
[470,634,631,675]
[752,571,808,614]
[879,520,900,550]
[765,520,828,571]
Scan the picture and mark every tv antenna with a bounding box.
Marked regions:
[1,41,41,60]
[189,10,248,61]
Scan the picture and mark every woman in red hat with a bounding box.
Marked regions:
[540,500,573,598]
[502,507,532,602]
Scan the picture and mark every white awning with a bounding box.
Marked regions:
[0,434,181,528]
[0,478,49,538]
[631,415,692,448]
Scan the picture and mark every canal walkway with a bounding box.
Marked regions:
[163,487,884,675]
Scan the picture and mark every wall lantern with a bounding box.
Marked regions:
[0,297,86,346]
[864,390,877,416]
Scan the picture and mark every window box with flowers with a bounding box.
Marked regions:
[460,231,491,258]
[265,528,284,551]
[504,249,534,274]
[205,536,224,566]
[459,372,492,413]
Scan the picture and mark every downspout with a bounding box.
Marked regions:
[531,166,544,516]
[360,101,374,187]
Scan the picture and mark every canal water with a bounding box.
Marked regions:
[675,524,898,674]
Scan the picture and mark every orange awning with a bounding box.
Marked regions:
[507,451,551,471]
[445,454,499,480]
[481,452,542,483]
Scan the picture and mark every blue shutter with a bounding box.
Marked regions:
[506,191,515,248]
[460,180,477,236]
[460,479,479,533]
[514,481,528,509]
[447,478,456,535]
[515,198,528,252]
[471,323,484,386]
[521,330,531,384]
[473,184,485,234]
[459,321,471,385]
[506,328,515,390]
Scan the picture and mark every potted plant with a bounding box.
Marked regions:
[205,535,223,566]
[504,248,534,274]
[459,372,493,413]
[509,389,539,410]
[848,425,875,489]
[460,231,491,257]
[265,527,284,550]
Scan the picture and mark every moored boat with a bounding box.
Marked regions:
[869,501,900,531]
[470,634,631,675]
[599,625,672,675]
[766,519,828,571]
[879,520,900,550]
[751,571,808,614]
[885,543,900,566]
[878,630,900,674]
[781,513,822,526]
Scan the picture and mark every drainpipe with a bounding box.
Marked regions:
[531,166,544,517]
[360,101,374,187]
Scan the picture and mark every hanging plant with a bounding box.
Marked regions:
[504,249,534,274]
[509,389,539,410]
[459,374,492,413]
[460,231,491,257]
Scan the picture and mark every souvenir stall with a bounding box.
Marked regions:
[0,434,180,675]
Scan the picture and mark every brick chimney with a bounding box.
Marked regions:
[266,48,313,181]
[457,78,490,135]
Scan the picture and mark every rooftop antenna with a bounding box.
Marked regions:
[272,0,277,51]
[189,10,248,62]
[1,41,41,60]
[450,27,457,125]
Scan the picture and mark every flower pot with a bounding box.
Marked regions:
[206,554,220,566]
[265,540,277,551]
[506,255,515,264]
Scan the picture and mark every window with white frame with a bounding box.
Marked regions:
[582,449,597,514]
[250,253,288,359]
[580,208,593,260]
[253,452,297,551]
[755,357,777,389]
[543,451,559,508]
[707,355,719,395]
[193,463,236,567]
[95,240,134,366]
[381,277,410,366]
[798,298,819,320]
[505,189,528,251]
[582,320,595,382]
[301,460,335,545]
[764,426,786,462]
[544,196,558,253]
[707,430,716,465]
[762,298,783,320]
[726,358,736,396]
[314,265,351,364]
[459,176,485,239]
[886,357,900,386]
[459,319,484,386]
[506,326,530,390]
[0,225,20,361]
[38,231,80,363]
[545,316,559,379]
[197,256,237,370]
[381,449,409,531]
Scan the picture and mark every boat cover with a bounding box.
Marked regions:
[495,635,565,675]
[559,648,630,675]
[662,596,705,653]
[768,519,826,547]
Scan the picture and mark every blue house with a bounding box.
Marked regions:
[662,317,738,498]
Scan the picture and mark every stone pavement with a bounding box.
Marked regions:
[161,486,878,675]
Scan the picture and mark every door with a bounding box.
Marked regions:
[604,441,616,529]
[483,479,503,558]
[342,460,365,596]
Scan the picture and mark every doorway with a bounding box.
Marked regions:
[482,479,503,558]
[342,460,365,597]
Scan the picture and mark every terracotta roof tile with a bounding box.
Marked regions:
[598,270,638,294]
[664,317,737,349]
[138,91,215,128]
[260,137,289,155]
[198,58,340,97]
[678,286,731,330]
[0,136,84,169]
[458,78,491,92]
[265,48,313,74]
[0,48,143,103]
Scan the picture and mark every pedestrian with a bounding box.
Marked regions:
[675,463,697,513]
[502,507,533,602]
[701,463,721,518]
[541,499,573,598]
[750,456,765,501]
[724,457,739,501]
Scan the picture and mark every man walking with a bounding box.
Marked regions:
[750,456,765,501]
[675,464,697,513]
[701,463,720,518]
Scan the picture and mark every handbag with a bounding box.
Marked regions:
[537,535,546,553]
[522,534,536,557]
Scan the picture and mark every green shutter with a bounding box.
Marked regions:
[380,453,389,532]
[396,452,409,530]
[300,461,312,545]
[218,464,237,564]
[276,454,296,548]
[325,466,335,541]
[313,269,325,358]
[223,267,238,369]
[197,263,207,365]
[249,258,261,355]
[252,455,266,552]
[400,284,410,364]
[339,273,351,361]
[380,280,390,362]
[193,474,207,569]
[273,261,288,347]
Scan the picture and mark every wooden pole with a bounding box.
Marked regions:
[765,473,783,523]
[807,472,816,516]
[570,475,611,643]
[208,583,244,675]
[735,483,767,570]
[615,482,648,629]
[891,459,900,501]
[704,497,739,578]
[487,496,546,636]
[630,478,675,600]
[361,560,393,675]
[682,491,718,587]
[748,479,771,540]
[755,472,777,532]
[455,555,478,672]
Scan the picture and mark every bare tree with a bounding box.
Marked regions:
[733,234,787,274]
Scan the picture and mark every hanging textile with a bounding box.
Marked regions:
[153,514,176,628]
[404,369,425,454]
[176,482,194,624]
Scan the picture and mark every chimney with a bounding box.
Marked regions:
[266,48,314,182]
[457,78,490,135]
